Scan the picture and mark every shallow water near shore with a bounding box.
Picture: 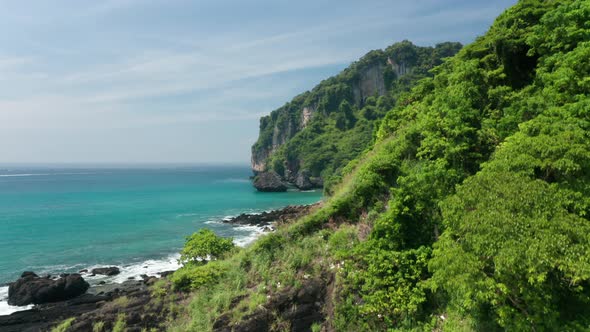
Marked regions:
[0,164,322,315]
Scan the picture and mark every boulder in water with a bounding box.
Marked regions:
[253,171,287,192]
[8,272,89,306]
[91,267,120,276]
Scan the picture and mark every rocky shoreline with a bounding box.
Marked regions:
[0,270,175,332]
[222,203,320,230]
[0,203,320,331]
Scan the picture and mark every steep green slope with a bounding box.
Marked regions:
[251,41,462,192]
[167,1,590,331]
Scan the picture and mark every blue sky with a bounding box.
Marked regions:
[0,0,517,164]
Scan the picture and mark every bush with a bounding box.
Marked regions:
[180,228,234,265]
[51,318,75,332]
[328,226,359,260]
[112,314,126,332]
[171,261,227,291]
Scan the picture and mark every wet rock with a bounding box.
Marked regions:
[91,267,120,276]
[159,270,175,278]
[223,204,319,228]
[8,273,89,306]
[1,271,178,332]
[253,171,287,192]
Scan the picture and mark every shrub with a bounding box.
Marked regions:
[51,318,75,332]
[171,261,227,291]
[92,321,105,332]
[112,314,126,332]
[180,228,234,265]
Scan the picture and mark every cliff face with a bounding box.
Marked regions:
[352,62,387,106]
[251,41,462,191]
[251,104,303,174]
[251,60,389,174]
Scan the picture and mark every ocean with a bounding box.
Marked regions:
[0,165,322,315]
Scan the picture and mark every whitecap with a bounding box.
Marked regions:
[232,224,268,247]
[80,254,182,285]
[0,286,33,316]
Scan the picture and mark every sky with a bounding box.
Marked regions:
[0,0,517,165]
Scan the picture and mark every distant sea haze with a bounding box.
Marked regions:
[0,165,322,314]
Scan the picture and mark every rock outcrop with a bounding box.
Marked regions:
[352,62,387,106]
[212,274,333,332]
[253,171,287,192]
[8,272,89,306]
[250,41,462,192]
[91,267,120,276]
[1,276,177,332]
[223,203,320,228]
[295,170,314,190]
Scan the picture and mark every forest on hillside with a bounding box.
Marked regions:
[167,1,590,330]
[43,1,589,331]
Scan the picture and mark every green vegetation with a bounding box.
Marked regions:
[112,314,127,332]
[167,0,590,330]
[92,321,105,332]
[51,318,75,332]
[179,228,234,265]
[172,229,235,291]
[252,40,462,192]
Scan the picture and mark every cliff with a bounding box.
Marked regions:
[251,40,462,191]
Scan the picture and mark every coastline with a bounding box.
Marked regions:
[0,202,320,329]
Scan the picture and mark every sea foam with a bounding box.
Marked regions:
[0,286,33,316]
[0,224,266,316]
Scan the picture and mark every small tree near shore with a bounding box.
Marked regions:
[179,228,234,266]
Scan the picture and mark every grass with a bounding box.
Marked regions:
[112,313,127,332]
[50,318,75,332]
[92,321,105,332]
[100,295,130,313]
[311,322,322,332]
[165,212,344,331]
[162,175,376,332]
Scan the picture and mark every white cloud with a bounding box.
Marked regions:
[0,0,517,162]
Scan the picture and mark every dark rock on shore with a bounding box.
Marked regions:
[91,266,120,276]
[159,270,175,278]
[8,272,89,306]
[1,272,179,332]
[0,294,111,332]
[253,171,287,192]
[223,203,320,228]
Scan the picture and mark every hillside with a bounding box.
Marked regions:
[251,41,462,192]
[41,0,590,331]
[164,0,588,330]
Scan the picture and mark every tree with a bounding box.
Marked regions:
[179,229,234,265]
[430,171,590,331]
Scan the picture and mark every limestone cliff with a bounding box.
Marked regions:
[251,40,462,191]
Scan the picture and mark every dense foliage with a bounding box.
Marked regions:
[327,0,590,330]
[179,228,234,265]
[252,41,462,192]
[167,1,590,331]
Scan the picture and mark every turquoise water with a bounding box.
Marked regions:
[0,165,322,285]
